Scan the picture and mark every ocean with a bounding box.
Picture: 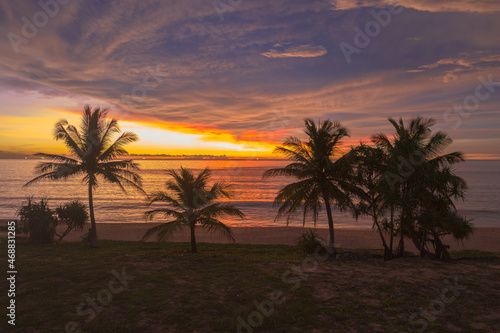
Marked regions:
[0,159,498,228]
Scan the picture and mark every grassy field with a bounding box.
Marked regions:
[1,239,500,332]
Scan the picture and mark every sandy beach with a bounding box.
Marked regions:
[3,220,499,252]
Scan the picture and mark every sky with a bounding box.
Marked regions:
[0,0,499,159]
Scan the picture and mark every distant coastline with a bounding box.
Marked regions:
[0,154,498,161]
[0,154,288,161]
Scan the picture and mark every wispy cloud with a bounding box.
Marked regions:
[261,45,327,58]
[408,52,500,82]
[330,0,500,13]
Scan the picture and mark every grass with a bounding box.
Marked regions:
[1,238,500,332]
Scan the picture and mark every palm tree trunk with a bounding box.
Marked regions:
[88,182,97,247]
[371,200,391,260]
[409,231,433,258]
[397,210,406,257]
[420,228,426,258]
[323,192,337,257]
[433,234,451,260]
[190,225,197,253]
[397,230,405,257]
[373,217,390,260]
[389,205,394,259]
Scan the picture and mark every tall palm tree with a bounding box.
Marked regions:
[264,118,352,255]
[142,167,245,253]
[372,116,467,257]
[25,105,144,247]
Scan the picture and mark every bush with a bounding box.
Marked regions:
[17,197,56,244]
[80,228,92,245]
[55,201,89,241]
[297,229,326,255]
[17,198,89,243]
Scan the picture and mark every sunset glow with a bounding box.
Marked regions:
[1,2,500,331]
[0,1,499,159]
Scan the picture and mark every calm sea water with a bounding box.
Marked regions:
[0,159,498,228]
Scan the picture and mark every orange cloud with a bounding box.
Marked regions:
[261,45,328,58]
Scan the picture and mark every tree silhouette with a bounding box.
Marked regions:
[25,105,144,247]
[345,143,395,260]
[264,118,352,256]
[143,167,244,253]
[372,117,471,258]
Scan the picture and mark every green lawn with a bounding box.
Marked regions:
[1,239,500,332]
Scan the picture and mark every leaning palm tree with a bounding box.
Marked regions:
[142,167,245,253]
[264,118,352,255]
[25,105,144,247]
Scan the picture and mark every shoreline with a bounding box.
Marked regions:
[2,220,499,252]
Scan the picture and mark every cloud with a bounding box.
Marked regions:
[0,0,499,157]
[409,52,500,82]
[261,45,328,58]
[330,0,500,13]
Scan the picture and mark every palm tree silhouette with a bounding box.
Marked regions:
[142,167,244,253]
[264,118,352,255]
[345,143,395,260]
[372,116,466,257]
[412,160,472,259]
[25,105,144,247]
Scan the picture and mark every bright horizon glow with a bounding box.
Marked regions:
[120,120,276,156]
[0,107,498,159]
[0,106,279,157]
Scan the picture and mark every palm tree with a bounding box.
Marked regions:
[372,116,469,258]
[25,105,144,247]
[405,153,472,259]
[142,167,245,253]
[345,143,394,260]
[264,118,352,255]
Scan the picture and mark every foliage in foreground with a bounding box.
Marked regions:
[17,197,56,244]
[297,229,327,255]
[55,200,89,241]
[16,197,89,243]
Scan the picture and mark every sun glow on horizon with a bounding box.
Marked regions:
[1,105,499,160]
[0,107,279,157]
[119,120,276,156]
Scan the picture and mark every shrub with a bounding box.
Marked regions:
[55,201,89,241]
[17,197,56,244]
[297,229,326,255]
[16,198,89,243]
[80,228,92,245]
